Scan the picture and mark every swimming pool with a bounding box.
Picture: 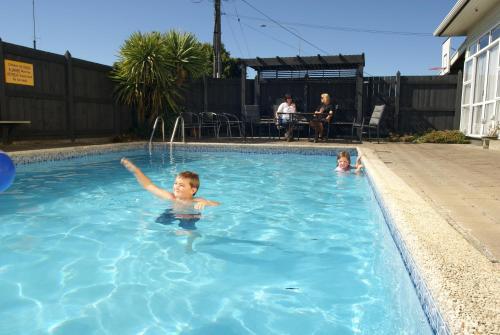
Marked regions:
[0,148,433,334]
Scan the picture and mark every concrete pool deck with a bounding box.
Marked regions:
[3,138,500,334]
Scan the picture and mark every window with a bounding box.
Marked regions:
[479,34,489,50]
[464,60,473,81]
[474,52,487,103]
[468,43,477,56]
[460,106,470,133]
[486,45,498,101]
[492,25,500,42]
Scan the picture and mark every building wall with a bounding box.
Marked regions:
[460,6,500,138]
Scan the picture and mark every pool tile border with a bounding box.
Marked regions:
[364,161,450,335]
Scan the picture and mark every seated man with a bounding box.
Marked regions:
[309,93,335,142]
[275,93,297,141]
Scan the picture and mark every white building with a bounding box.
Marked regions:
[434,0,500,138]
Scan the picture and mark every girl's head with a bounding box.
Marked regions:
[321,93,330,104]
[284,93,293,104]
[336,151,351,171]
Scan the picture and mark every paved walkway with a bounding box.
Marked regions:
[368,142,500,263]
[3,138,499,263]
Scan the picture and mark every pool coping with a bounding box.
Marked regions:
[7,142,500,334]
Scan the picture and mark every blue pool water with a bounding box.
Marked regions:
[0,149,433,335]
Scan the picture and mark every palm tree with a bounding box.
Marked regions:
[112,30,208,128]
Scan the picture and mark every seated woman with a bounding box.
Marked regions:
[275,93,297,141]
[309,93,335,142]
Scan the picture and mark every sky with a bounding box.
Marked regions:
[0,0,464,77]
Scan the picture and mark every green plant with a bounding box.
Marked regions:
[111,30,208,130]
[387,133,417,142]
[415,130,469,144]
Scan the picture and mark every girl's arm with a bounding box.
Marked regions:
[121,158,175,200]
[354,156,363,173]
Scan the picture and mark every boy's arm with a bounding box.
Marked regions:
[193,198,221,210]
[121,158,175,201]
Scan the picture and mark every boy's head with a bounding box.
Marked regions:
[173,171,200,199]
[337,151,351,170]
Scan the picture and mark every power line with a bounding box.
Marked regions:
[232,1,251,57]
[238,0,330,55]
[238,20,298,53]
[221,3,244,56]
[222,12,433,37]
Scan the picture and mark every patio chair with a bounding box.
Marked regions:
[243,105,276,138]
[218,113,244,138]
[351,104,386,143]
[199,112,220,138]
[180,112,201,139]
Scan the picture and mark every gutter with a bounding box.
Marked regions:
[434,0,471,36]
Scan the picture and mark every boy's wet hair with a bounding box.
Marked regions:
[177,171,200,194]
[337,151,351,164]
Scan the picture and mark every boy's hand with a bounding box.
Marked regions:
[194,201,207,211]
[121,158,136,173]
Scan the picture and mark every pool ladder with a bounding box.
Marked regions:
[148,116,165,154]
[169,115,185,143]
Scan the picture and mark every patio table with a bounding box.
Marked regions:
[276,112,314,140]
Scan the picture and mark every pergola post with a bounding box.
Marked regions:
[254,72,260,106]
[355,64,364,130]
[240,64,247,127]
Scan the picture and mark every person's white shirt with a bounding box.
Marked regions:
[276,102,296,121]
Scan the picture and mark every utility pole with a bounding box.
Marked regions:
[32,0,36,49]
[213,0,222,78]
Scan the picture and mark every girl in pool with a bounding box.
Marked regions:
[335,151,363,173]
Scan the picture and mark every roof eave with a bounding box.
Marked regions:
[434,0,470,36]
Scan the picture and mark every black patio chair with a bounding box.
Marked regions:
[219,113,244,138]
[243,105,276,138]
[351,104,386,143]
[199,112,220,138]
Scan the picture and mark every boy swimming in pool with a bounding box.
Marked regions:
[121,158,220,232]
[335,151,363,173]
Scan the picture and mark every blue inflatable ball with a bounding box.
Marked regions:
[0,151,15,192]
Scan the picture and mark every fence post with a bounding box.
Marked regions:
[395,71,401,133]
[65,51,75,142]
[254,72,260,106]
[454,70,463,130]
[0,39,7,121]
[240,64,247,137]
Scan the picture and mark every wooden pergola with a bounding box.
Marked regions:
[239,54,365,122]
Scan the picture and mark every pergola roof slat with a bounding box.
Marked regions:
[240,54,364,71]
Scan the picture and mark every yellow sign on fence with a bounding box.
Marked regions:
[4,59,34,86]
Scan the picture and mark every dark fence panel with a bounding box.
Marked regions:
[184,78,254,118]
[398,75,457,133]
[0,40,132,140]
[364,74,459,135]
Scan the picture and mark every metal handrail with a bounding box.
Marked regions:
[169,115,185,143]
[149,116,165,154]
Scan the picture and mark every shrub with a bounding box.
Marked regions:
[388,133,417,142]
[415,130,469,144]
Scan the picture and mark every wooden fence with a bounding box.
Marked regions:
[0,39,132,141]
[0,40,461,140]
